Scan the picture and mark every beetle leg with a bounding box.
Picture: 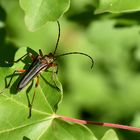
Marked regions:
[5,53,29,64]
[52,63,58,74]
[40,74,59,91]
[51,64,59,87]
[0,69,26,94]
[27,76,39,118]
[42,64,60,91]
[5,53,36,64]
[39,49,43,57]
[6,69,27,88]
[44,64,59,90]
[46,63,58,74]
[28,53,36,61]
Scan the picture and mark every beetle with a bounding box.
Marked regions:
[0,21,94,118]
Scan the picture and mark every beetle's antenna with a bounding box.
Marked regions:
[53,20,60,55]
[56,52,94,69]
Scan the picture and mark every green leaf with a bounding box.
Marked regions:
[43,119,97,140]
[95,0,140,14]
[101,129,119,140]
[131,113,140,128]
[0,47,58,138]
[0,47,97,140]
[19,0,70,31]
[0,47,62,114]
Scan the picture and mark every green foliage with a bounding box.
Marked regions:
[1,0,140,140]
[20,0,70,31]
[96,0,140,13]
[132,113,140,128]
[101,129,119,140]
[0,47,98,140]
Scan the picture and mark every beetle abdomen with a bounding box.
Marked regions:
[17,61,48,90]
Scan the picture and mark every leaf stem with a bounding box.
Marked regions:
[57,115,140,133]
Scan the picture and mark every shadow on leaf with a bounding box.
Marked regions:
[23,136,31,140]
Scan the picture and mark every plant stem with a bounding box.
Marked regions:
[57,115,140,133]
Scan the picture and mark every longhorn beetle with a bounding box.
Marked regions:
[0,21,94,118]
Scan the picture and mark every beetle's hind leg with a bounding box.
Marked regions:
[26,76,39,118]
[0,69,26,94]
[6,70,27,88]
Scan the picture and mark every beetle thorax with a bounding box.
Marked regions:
[40,52,54,64]
[44,56,54,64]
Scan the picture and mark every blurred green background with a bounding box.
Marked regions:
[1,0,140,139]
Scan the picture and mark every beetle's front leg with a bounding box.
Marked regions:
[49,64,60,91]
[5,52,36,64]
[43,63,60,91]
